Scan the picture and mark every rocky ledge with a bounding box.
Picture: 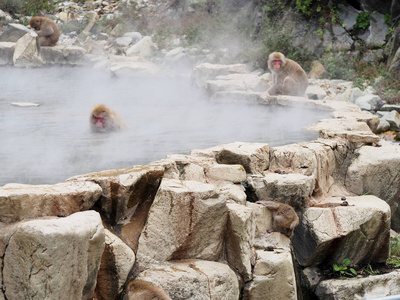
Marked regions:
[1,59,400,299]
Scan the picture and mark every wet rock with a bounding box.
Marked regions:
[226,202,256,281]
[292,196,390,267]
[0,181,102,223]
[94,229,135,300]
[1,211,105,300]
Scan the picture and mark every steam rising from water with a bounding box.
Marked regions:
[0,66,329,185]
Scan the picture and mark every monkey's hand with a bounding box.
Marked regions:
[37,27,54,37]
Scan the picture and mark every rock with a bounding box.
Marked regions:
[191,63,248,88]
[0,42,14,65]
[308,61,327,79]
[247,172,314,209]
[226,202,256,281]
[212,90,266,104]
[0,23,30,42]
[206,73,269,96]
[292,196,390,267]
[1,211,105,300]
[13,32,43,67]
[0,181,102,223]
[115,36,132,47]
[354,94,381,111]
[126,36,156,59]
[220,183,247,205]
[68,165,164,252]
[366,12,389,47]
[123,31,142,43]
[191,142,270,174]
[345,141,400,231]
[334,87,363,103]
[40,45,88,65]
[316,269,400,300]
[135,259,240,300]
[94,229,135,300]
[375,118,391,133]
[243,249,297,300]
[136,178,227,266]
[11,102,40,107]
[306,85,327,100]
[379,104,400,114]
[206,164,246,183]
[379,110,400,131]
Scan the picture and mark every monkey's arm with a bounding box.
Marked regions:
[37,27,54,37]
[255,200,279,210]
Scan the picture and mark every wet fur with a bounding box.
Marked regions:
[256,200,299,237]
[30,16,60,46]
[90,104,129,133]
[267,52,308,97]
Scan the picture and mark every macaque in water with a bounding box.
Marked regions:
[90,104,129,133]
[256,200,299,237]
[29,16,60,46]
[267,52,308,97]
[124,280,172,300]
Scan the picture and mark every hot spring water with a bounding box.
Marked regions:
[0,66,331,185]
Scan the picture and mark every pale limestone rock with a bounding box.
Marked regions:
[13,31,43,67]
[220,183,247,205]
[94,229,135,299]
[292,196,390,267]
[212,90,266,104]
[206,164,246,183]
[226,202,256,281]
[2,211,104,300]
[135,259,239,300]
[306,85,327,100]
[136,178,227,266]
[243,249,297,300]
[248,173,314,209]
[316,269,400,300]
[0,42,14,65]
[126,36,156,59]
[68,166,164,230]
[345,142,400,231]
[331,110,380,133]
[191,141,270,174]
[206,73,269,96]
[0,23,30,42]
[191,62,248,88]
[319,129,380,144]
[0,181,102,223]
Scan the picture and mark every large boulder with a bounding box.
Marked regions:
[135,259,240,300]
[136,178,227,267]
[292,196,390,267]
[13,32,42,67]
[1,211,105,300]
[0,23,30,42]
[0,181,102,223]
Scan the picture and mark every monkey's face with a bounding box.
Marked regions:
[272,59,282,70]
[30,18,41,30]
[92,113,107,131]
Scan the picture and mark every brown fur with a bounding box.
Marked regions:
[124,280,172,300]
[30,16,60,46]
[90,104,129,133]
[256,200,299,237]
[267,52,308,97]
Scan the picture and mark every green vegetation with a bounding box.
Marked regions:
[333,258,357,278]
[355,12,371,30]
[0,0,56,16]
[387,236,400,267]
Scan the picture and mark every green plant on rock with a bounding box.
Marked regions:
[355,12,371,30]
[387,236,400,266]
[333,258,357,278]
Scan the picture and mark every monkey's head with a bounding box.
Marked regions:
[30,17,42,30]
[268,52,286,71]
[90,104,109,132]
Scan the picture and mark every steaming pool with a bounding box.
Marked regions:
[0,66,331,186]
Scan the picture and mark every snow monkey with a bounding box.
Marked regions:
[90,104,129,133]
[124,280,172,300]
[256,200,299,237]
[267,52,308,97]
[29,16,60,46]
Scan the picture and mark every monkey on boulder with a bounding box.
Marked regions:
[256,200,299,237]
[267,51,308,97]
[90,104,129,133]
[29,16,60,46]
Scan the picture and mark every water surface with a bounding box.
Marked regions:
[0,66,330,185]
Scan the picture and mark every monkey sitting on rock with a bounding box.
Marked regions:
[30,16,60,46]
[256,200,299,237]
